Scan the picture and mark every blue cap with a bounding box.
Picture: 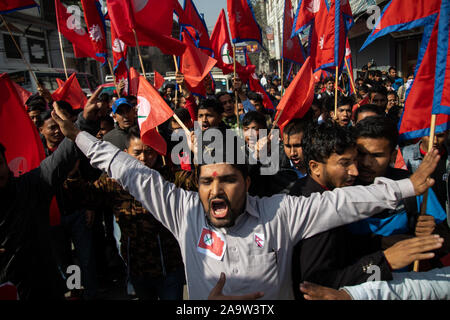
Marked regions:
[112,98,132,114]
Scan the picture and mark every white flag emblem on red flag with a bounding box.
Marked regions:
[254,233,265,248]
[197,228,226,261]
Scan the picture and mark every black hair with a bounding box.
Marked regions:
[355,116,398,152]
[369,85,388,98]
[337,95,354,108]
[195,126,250,179]
[38,110,53,127]
[283,118,307,137]
[215,91,232,101]
[387,91,398,98]
[99,115,114,128]
[323,96,336,113]
[55,100,76,116]
[173,107,191,124]
[388,66,397,73]
[375,70,383,77]
[26,94,46,111]
[99,92,111,103]
[247,91,263,104]
[0,142,5,160]
[358,84,369,93]
[368,70,376,77]
[242,111,267,129]
[125,125,141,148]
[354,104,385,121]
[302,122,356,174]
[197,98,224,115]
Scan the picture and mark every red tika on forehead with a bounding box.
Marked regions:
[212,171,218,177]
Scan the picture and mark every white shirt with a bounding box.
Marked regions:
[76,131,416,299]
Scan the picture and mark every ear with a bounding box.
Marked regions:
[245,176,251,192]
[309,160,322,178]
[124,148,128,153]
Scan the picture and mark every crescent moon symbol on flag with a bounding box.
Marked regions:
[137,96,152,127]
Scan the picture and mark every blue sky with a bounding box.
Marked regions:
[178,0,227,32]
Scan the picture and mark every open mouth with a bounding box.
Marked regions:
[210,199,229,218]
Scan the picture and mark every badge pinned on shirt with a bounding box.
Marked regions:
[254,233,265,248]
[197,228,226,261]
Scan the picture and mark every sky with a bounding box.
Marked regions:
[178,0,227,32]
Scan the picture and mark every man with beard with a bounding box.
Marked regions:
[289,122,443,299]
[51,104,441,300]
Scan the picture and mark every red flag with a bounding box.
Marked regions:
[283,0,305,65]
[197,228,226,260]
[394,149,407,170]
[210,9,256,81]
[80,0,108,65]
[51,73,87,110]
[129,67,140,96]
[293,0,353,71]
[12,81,32,108]
[153,70,165,91]
[180,31,217,88]
[111,23,129,95]
[0,73,45,177]
[136,75,174,155]
[106,0,186,56]
[0,0,37,14]
[245,54,274,110]
[227,0,262,46]
[55,0,102,62]
[274,57,315,131]
[181,0,212,55]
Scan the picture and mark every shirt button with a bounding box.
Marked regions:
[232,247,237,252]
[233,268,238,274]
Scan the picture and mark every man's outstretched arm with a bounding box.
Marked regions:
[51,105,193,239]
[300,266,450,300]
[283,149,441,243]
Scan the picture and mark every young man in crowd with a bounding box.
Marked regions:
[64,126,185,300]
[330,96,353,127]
[289,121,444,299]
[51,102,440,299]
[103,98,137,151]
[369,86,388,110]
[353,104,385,124]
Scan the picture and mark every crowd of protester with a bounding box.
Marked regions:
[0,60,449,301]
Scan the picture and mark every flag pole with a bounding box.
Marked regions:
[57,30,69,80]
[132,29,147,79]
[107,60,121,98]
[334,66,338,118]
[281,58,284,96]
[173,55,182,94]
[345,59,357,96]
[413,114,437,272]
[1,15,43,84]
[233,44,240,129]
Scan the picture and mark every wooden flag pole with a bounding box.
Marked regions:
[132,29,147,79]
[107,60,121,98]
[334,66,339,118]
[281,59,284,96]
[173,55,182,94]
[1,15,43,84]
[413,114,437,272]
[345,58,357,96]
[233,44,240,129]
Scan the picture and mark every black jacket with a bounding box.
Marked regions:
[289,176,393,299]
[0,115,96,299]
